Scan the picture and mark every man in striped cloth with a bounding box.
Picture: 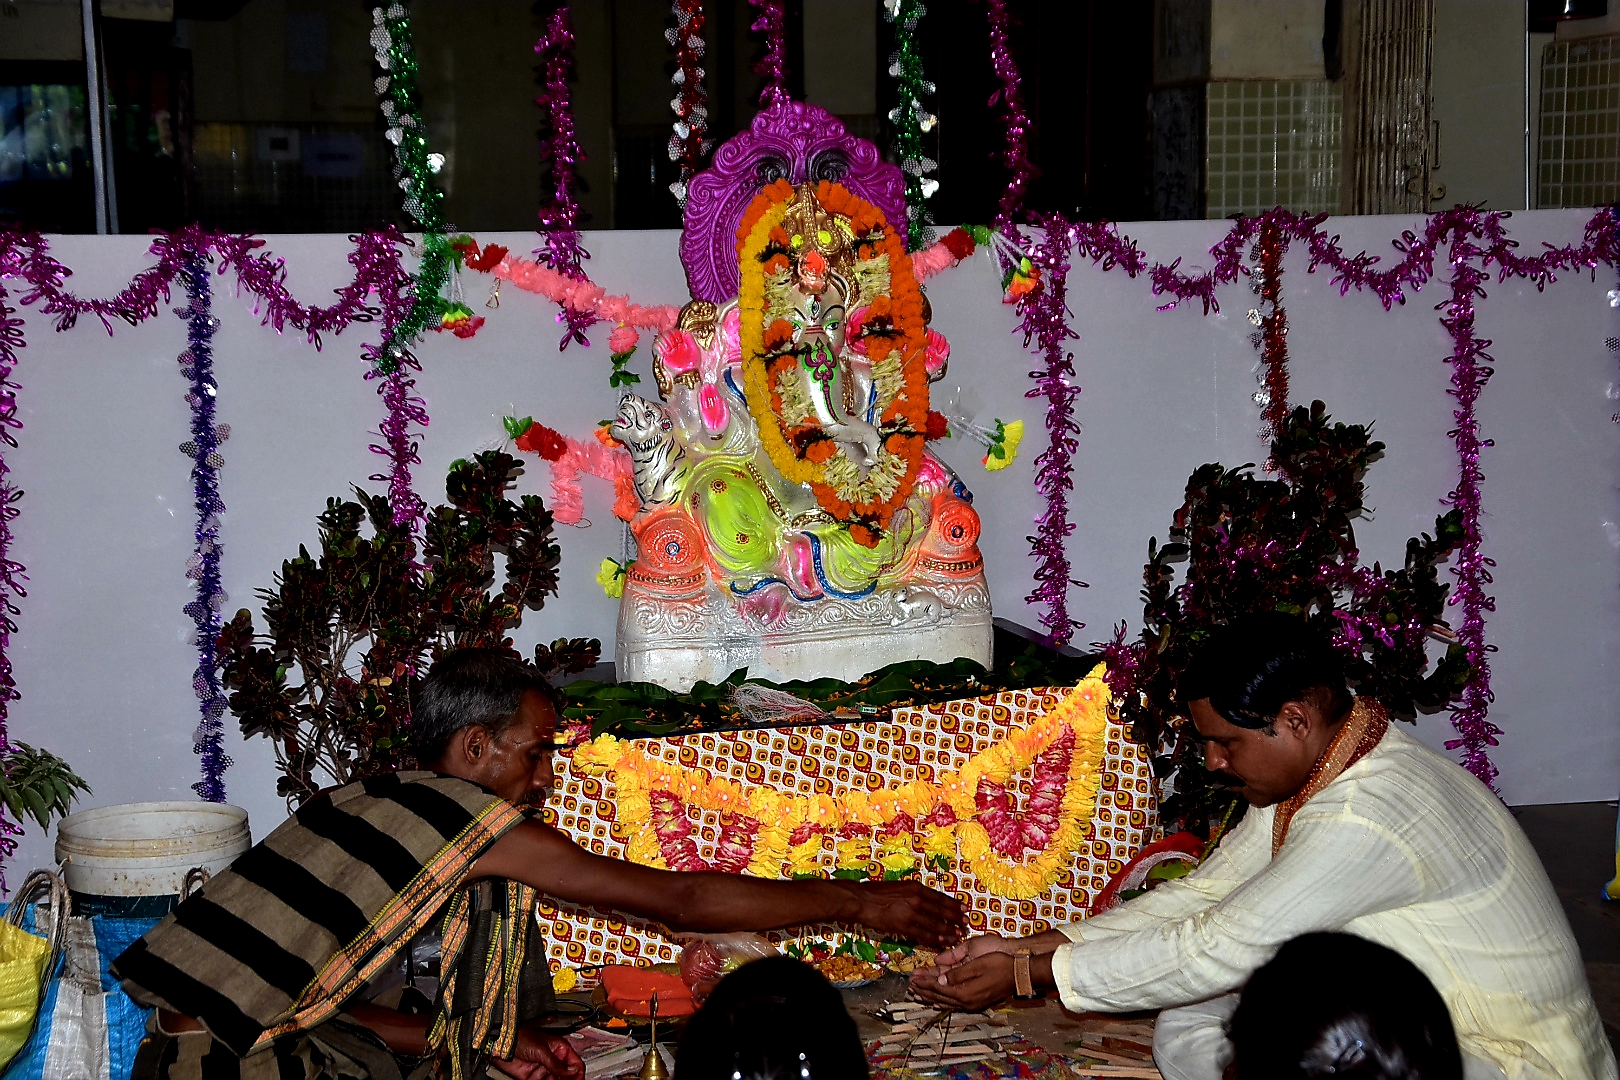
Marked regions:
[114,648,968,1080]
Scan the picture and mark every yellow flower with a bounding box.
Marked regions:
[984,419,1024,472]
[551,966,579,994]
[788,838,824,876]
[596,558,628,598]
[834,837,871,870]
[573,734,623,771]
[877,834,917,875]
[879,850,917,874]
[895,780,937,818]
[921,825,959,860]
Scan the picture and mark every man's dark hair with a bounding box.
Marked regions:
[676,956,868,1080]
[412,648,556,765]
[1179,612,1351,730]
[1231,932,1463,1080]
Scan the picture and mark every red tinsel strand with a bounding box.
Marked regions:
[1253,218,1292,446]
[1016,213,1085,645]
[666,0,712,208]
[746,0,789,107]
[534,8,597,349]
[984,0,1037,236]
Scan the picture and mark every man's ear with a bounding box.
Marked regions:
[452,724,491,763]
[1275,701,1313,741]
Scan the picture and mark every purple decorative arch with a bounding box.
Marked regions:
[680,100,907,302]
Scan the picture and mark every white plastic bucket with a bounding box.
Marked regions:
[54,801,250,899]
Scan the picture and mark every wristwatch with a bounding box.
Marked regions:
[1012,948,1037,999]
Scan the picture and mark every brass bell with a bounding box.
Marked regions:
[637,992,670,1080]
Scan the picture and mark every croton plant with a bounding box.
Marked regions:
[217,451,599,803]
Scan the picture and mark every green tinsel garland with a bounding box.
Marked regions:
[370,1,452,374]
[884,0,938,250]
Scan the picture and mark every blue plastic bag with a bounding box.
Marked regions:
[1,908,158,1080]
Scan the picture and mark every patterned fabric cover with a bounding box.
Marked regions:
[540,686,1159,966]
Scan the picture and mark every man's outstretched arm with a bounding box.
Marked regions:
[472,820,969,948]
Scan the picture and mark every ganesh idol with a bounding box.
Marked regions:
[610,102,991,690]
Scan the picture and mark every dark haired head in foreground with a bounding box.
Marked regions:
[676,957,869,1080]
[1231,933,1462,1080]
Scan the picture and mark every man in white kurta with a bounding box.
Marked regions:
[911,615,1615,1080]
[1049,721,1611,1080]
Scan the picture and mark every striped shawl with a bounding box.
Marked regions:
[113,772,549,1076]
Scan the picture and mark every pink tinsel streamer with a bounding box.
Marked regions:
[746,0,789,107]
[985,0,1037,234]
[1017,212,1086,646]
[534,8,596,349]
[492,256,680,333]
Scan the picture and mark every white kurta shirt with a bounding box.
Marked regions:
[1052,724,1615,1080]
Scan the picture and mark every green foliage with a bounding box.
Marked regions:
[608,349,641,389]
[218,451,599,803]
[1116,402,1472,833]
[0,743,90,830]
[564,640,1099,739]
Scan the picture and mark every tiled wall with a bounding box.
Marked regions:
[1205,80,1343,218]
[1537,36,1620,209]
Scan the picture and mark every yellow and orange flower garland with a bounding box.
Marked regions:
[570,665,1113,900]
[736,180,930,545]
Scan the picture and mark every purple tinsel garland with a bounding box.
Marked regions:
[0,226,424,830]
[746,0,789,107]
[534,8,597,350]
[984,0,1036,234]
[1007,206,1620,787]
[3,208,1620,800]
[1435,219,1503,790]
[0,270,27,878]
[176,253,234,801]
[362,248,427,526]
[1016,213,1085,646]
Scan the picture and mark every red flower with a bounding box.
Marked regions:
[515,421,568,462]
[447,314,485,339]
[940,227,976,262]
[924,411,949,440]
[465,243,509,273]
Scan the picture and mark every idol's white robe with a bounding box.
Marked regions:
[1051,725,1614,1080]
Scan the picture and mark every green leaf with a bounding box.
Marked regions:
[831,868,866,881]
[503,416,533,440]
[852,939,879,962]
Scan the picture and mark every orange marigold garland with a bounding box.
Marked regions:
[737,181,930,539]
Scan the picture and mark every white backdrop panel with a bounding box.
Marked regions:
[6,210,1615,875]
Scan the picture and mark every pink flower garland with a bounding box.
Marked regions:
[512,420,637,526]
[649,790,759,873]
[976,725,1073,858]
[490,255,679,354]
